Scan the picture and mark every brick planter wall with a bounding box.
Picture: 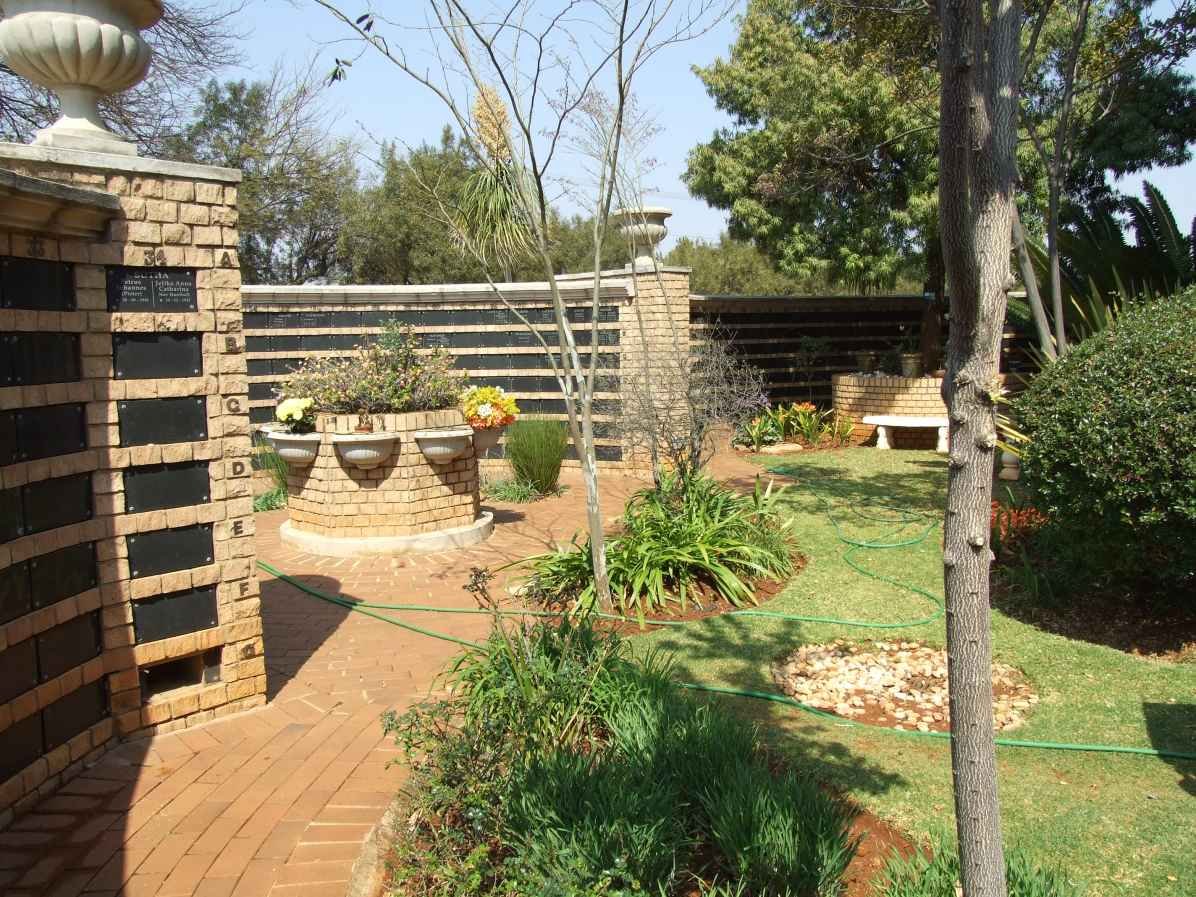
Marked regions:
[832,373,948,449]
[283,410,482,540]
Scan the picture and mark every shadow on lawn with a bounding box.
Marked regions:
[1142,702,1196,797]
[765,457,947,517]
[656,612,907,798]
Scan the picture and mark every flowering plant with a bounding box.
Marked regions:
[275,397,315,434]
[462,385,519,429]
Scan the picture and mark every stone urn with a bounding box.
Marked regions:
[900,353,923,378]
[612,206,671,270]
[414,426,473,464]
[471,425,505,455]
[331,432,399,470]
[998,449,1022,481]
[265,430,321,467]
[0,0,162,155]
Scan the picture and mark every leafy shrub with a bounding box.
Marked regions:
[1015,289,1196,588]
[506,418,568,494]
[279,321,461,414]
[880,833,1080,897]
[385,613,858,897]
[734,413,781,451]
[253,486,287,512]
[528,475,795,616]
[251,435,289,511]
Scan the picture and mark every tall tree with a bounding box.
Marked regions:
[0,2,244,155]
[162,70,358,285]
[666,233,872,294]
[936,0,1019,893]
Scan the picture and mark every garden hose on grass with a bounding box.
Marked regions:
[255,480,1196,763]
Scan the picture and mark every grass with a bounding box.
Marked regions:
[483,477,544,503]
[634,448,1195,897]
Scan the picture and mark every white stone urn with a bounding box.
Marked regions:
[331,432,399,470]
[0,0,163,155]
[612,206,671,270]
[265,430,321,467]
[414,426,473,464]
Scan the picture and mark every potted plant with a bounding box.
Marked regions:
[265,397,320,466]
[853,350,879,373]
[462,385,519,453]
[897,329,923,377]
[278,322,464,470]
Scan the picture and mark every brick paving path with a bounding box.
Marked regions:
[0,470,647,897]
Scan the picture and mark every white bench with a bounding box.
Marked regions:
[862,415,949,453]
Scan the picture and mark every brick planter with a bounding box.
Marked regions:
[279,409,492,556]
[832,373,948,449]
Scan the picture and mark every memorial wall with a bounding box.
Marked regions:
[0,148,264,822]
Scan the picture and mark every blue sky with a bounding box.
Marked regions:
[223,0,1196,249]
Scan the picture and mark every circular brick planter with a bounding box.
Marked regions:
[280,409,490,556]
[832,373,948,449]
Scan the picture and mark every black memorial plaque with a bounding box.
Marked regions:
[21,474,93,537]
[1,486,21,543]
[42,679,107,752]
[106,267,197,312]
[0,410,16,466]
[133,585,218,644]
[247,382,274,400]
[113,332,202,380]
[118,397,208,447]
[0,712,43,782]
[30,542,97,610]
[0,561,32,625]
[127,524,213,578]
[0,256,74,311]
[0,638,38,704]
[13,404,87,462]
[6,333,80,386]
[124,461,209,513]
[36,611,102,682]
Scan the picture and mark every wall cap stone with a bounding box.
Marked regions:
[0,168,121,238]
[242,280,631,305]
[0,143,242,183]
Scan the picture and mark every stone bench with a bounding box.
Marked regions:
[862,414,949,453]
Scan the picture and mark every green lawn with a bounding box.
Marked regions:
[637,449,1195,897]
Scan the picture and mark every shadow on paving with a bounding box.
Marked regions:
[259,574,351,701]
[1142,702,1196,797]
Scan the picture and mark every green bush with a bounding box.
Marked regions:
[506,418,568,494]
[1014,289,1196,588]
[529,474,795,616]
[384,615,858,897]
[880,834,1080,897]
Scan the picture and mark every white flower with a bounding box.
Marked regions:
[477,403,494,419]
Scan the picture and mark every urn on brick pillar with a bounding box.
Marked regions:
[0,0,162,155]
[613,206,671,271]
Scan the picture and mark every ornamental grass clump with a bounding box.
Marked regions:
[277,322,462,415]
[384,608,857,897]
[528,474,795,616]
[505,417,568,494]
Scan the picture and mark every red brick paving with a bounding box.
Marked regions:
[0,469,649,897]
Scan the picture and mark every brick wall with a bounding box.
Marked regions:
[831,373,948,448]
[0,145,264,820]
[285,410,480,539]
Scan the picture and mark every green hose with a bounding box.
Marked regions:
[257,560,1196,763]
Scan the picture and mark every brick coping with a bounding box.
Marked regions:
[279,511,494,557]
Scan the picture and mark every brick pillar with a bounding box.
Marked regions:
[0,145,264,820]
[619,264,692,474]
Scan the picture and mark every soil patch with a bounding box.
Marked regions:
[992,581,1196,663]
[842,802,917,897]
[772,640,1037,733]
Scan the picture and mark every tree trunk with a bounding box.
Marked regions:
[1046,177,1068,354]
[936,0,1016,891]
[1011,206,1056,360]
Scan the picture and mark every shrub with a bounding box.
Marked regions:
[482,477,541,503]
[880,834,1080,897]
[506,418,568,494]
[1014,289,1196,588]
[278,321,461,414]
[384,614,858,897]
[528,474,795,616]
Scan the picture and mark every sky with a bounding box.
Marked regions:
[221,0,1196,249]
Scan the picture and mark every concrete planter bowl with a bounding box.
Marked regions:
[265,430,321,467]
[414,426,474,464]
[331,432,399,470]
[470,425,505,455]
